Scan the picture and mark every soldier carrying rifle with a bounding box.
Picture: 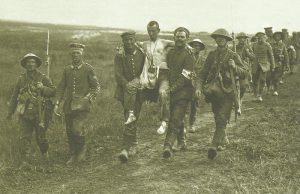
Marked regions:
[7,53,56,159]
[199,29,247,160]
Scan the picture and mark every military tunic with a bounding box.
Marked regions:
[8,70,55,155]
[164,46,195,149]
[56,62,100,157]
[236,43,255,98]
[114,47,145,150]
[199,47,247,147]
[267,41,289,90]
[252,41,275,96]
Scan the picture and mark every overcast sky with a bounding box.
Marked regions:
[1,0,299,33]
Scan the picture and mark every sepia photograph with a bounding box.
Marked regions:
[0,0,299,193]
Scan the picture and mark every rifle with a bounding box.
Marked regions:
[46,30,50,78]
[230,32,241,121]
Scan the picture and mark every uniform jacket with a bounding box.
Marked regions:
[199,47,247,90]
[56,62,100,114]
[114,46,146,103]
[252,42,275,72]
[8,70,55,118]
[167,46,195,102]
[271,41,289,68]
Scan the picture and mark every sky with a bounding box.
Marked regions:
[0,0,299,33]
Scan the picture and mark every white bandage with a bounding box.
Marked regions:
[181,69,192,80]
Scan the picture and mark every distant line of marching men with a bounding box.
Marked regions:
[6,21,300,164]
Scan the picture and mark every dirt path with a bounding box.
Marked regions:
[2,73,300,194]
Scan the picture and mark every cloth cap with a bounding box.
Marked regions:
[69,43,85,53]
[121,31,136,39]
[174,27,190,38]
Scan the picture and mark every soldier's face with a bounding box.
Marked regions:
[274,34,281,42]
[71,51,83,63]
[215,36,227,47]
[238,38,246,44]
[191,43,203,53]
[123,36,136,51]
[265,30,273,37]
[25,58,38,71]
[174,31,187,47]
[147,25,160,41]
[257,36,264,44]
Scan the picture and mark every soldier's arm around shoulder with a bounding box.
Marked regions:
[114,54,128,87]
[7,76,22,117]
[87,64,100,101]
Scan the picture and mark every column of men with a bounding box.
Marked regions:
[6,21,298,164]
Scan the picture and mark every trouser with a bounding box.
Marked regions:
[253,65,268,96]
[239,78,248,99]
[185,97,198,127]
[164,99,190,149]
[211,92,234,147]
[157,70,170,122]
[122,97,143,151]
[65,111,89,156]
[19,116,49,155]
[266,66,283,91]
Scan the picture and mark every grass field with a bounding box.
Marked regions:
[0,20,299,194]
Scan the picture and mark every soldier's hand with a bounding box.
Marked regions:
[228,59,236,69]
[54,104,61,116]
[36,82,44,89]
[195,89,202,98]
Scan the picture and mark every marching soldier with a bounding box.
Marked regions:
[235,32,255,100]
[282,28,291,47]
[114,31,146,163]
[7,53,56,159]
[186,39,206,133]
[199,29,247,160]
[264,27,274,44]
[267,31,289,96]
[163,27,199,158]
[252,32,275,102]
[54,43,100,164]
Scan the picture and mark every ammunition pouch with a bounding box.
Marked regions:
[203,79,224,102]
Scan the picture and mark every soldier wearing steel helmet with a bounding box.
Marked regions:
[54,43,100,164]
[185,38,206,133]
[266,31,289,96]
[7,53,56,160]
[252,32,275,102]
[235,32,255,99]
[199,28,247,160]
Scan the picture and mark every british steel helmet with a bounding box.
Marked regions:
[211,28,233,41]
[188,39,205,50]
[236,32,249,39]
[20,53,42,68]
